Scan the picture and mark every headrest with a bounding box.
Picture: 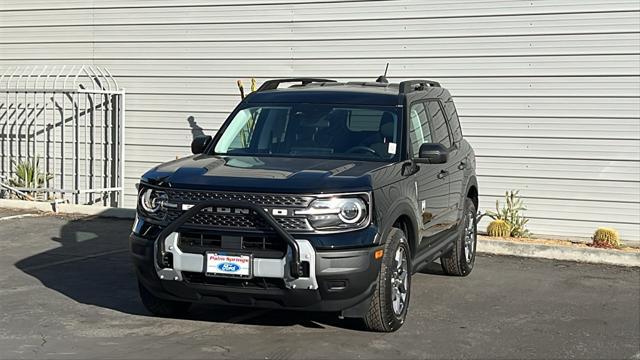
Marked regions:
[295,110,330,128]
[380,122,395,139]
[380,112,395,126]
[379,113,395,139]
[326,109,348,124]
[302,118,330,128]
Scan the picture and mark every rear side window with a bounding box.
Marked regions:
[444,99,463,143]
[408,103,432,157]
[426,100,451,148]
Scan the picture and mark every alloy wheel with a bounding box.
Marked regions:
[391,245,409,316]
[464,210,476,263]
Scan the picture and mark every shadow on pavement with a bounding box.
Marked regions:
[14,216,148,316]
[13,215,367,330]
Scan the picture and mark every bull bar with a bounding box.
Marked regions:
[154,200,304,279]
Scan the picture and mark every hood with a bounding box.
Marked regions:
[141,155,398,193]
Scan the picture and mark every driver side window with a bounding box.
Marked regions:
[408,103,433,157]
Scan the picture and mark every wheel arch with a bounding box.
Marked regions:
[464,175,479,211]
[377,199,419,258]
[393,214,416,256]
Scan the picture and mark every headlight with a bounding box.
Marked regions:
[297,196,369,230]
[139,188,167,214]
[337,198,366,223]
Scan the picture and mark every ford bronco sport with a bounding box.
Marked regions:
[130,77,478,332]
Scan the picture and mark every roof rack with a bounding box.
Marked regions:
[399,79,441,93]
[256,78,337,92]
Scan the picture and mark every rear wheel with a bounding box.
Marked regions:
[441,197,477,276]
[138,281,192,317]
[363,228,411,332]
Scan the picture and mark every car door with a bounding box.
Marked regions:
[407,102,450,247]
[424,100,458,230]
[442,97,468,225]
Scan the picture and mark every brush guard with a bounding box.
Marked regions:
[154,200,309,285]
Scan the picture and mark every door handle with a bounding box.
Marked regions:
[437,170,449,179]
[458,161,467,170]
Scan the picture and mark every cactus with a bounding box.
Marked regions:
[236,78,258,100]
[483,190,530,238]
[236,80,245,99]
[592,227,621,249]
[235,78,259,147]
[487,219,511,237]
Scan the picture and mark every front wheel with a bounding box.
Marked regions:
[363,228,412,332]
[441,197,477,276]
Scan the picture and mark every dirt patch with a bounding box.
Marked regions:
[0,207,46,218]
[0,207,113,222]
[479,235,640,253]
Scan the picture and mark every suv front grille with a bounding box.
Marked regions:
[163,189,313,233]
[164,210,312,232]
[165,189,313,207]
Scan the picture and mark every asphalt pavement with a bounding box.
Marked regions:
[0,209,638,359]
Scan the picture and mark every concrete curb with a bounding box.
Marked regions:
[0,199,135,219]
[478,238,640,267]
[2,199,638,267]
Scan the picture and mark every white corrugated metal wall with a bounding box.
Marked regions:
[1,0,639,243]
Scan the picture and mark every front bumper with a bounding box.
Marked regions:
[130,199,382,314]
[131,233,382,313]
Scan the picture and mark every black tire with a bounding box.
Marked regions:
[138,281,192,317]
[441,197,477,276]
[363,228,412,332]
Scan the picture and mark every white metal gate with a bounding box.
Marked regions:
[0,65,125,206]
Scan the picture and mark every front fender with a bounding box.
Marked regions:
[372,182,419,253]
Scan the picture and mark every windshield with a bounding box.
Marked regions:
[213,103,402,161]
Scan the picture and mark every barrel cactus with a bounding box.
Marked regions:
[483,190,530,238]
[592,227,621,249]
[487,220,510,237]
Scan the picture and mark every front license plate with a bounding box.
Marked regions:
[206,253,252,278]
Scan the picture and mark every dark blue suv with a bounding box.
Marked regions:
[130,78,478,332]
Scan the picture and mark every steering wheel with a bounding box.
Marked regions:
[345,145,380,157]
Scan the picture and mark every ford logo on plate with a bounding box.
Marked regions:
[217,262,240,272]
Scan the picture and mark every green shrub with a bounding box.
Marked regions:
[592,227,621,249]
[484,190,530,238]
[487,219,510,237]
[9,158,51,189]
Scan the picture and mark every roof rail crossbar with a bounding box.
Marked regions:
[399,79,441,93]
[257,78,337,92]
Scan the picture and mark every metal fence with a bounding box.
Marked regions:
[0,65,125,206]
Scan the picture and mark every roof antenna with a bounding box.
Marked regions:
[376,63,389,83]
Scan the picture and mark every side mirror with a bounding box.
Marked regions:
[415,143,448,164]
[191,135,212,154]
